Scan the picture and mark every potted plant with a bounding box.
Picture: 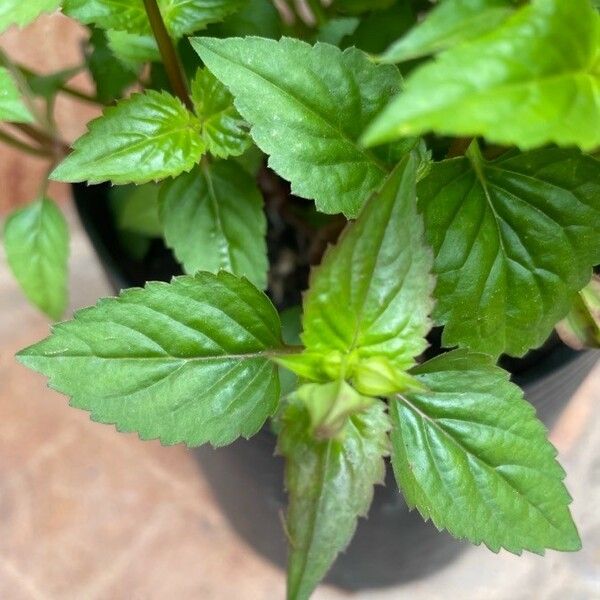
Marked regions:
[2,0,600,598]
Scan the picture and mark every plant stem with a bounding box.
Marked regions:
[0,128,52,157]
[142,0,192,110]
[10,123,70,156]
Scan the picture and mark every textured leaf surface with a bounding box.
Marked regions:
[4,198,69,319]
[51,91,205,185]
[0,0,61,33]
[418,146,600,357]
[280,397,389,600]
[364,0,600,150]
[380,0,513,63]
[390,350,581,554]
[0,67,33,123]
[192,36,400,217]
[302,155,434,369]
[191,68,251,158]
[159,162,268,288]
[64,0,246,38]
[18,272,283,447]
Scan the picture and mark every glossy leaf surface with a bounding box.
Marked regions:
[364,0,600,151]
[390,350,581,554]
[192,36,400,217]
[51,91,205,185]
[418,146,600,357]
[302,155,434,369]
[18,272,283,447]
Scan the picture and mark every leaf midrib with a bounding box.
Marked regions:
[200,42,389,174]
[396,393,565,534]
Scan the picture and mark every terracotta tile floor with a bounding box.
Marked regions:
[2,12,600,600]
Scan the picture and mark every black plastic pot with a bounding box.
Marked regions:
[73,182,598,591]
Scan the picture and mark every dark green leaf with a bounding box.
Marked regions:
[3,198,69,319]
[51,90,205,185]
[280,397,389,600]
[418,145,600,357]
[106,30,160,69]
[192,36,400,217]
[205,0,281,38]
[364,0,600,151]
[390,350,581,554]
[380,0,514,63]
[18,271,283,447]
[24,66,81,100]
[111,183,163,237]
[159,161,268,288]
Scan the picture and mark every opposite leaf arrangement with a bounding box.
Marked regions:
[2,0,599,598]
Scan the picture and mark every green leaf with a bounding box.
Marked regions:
[3,198,69,319]
[380,0,514,63]
[191,68,251,159]
[0,67,33,123]
[24,66,81,101]
[332,0,396,14]
[316,17,359,46]
[17,271,284,447]
[418,145,600,357]
[87,29,138,104]
[106,30,160,69]
[159,161,268,288]
[0,0,61,33]
[556,275,600,350]
[390,349,581,554]
[280,397,389,600]
[301,154,434,369]
[191,36,400,217]
[111,183,163,237]
[64,0,246,38]
[51,90,205,185]
[364,0,600,151]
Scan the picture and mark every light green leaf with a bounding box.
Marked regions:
[17,271,284,447]
[301,154,434,369]
[0,0,61,33]
[418,145,600,357]
[106,30,160,69]
[191,68,251,159]
[364,0,600,151]
[64,0,246,38]
[0,67,33,123]
[3,198,69,319]
[380,0,514,63]
[159,161,268,288]
[111,183,163,237]
[51,90,205,185]
[192,36,400,217]
[390,349,581,554]
[280,397,389,600]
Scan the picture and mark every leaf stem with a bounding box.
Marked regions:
[142,0,193,110]
[0,128,52,158]
[10,123,70,156]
